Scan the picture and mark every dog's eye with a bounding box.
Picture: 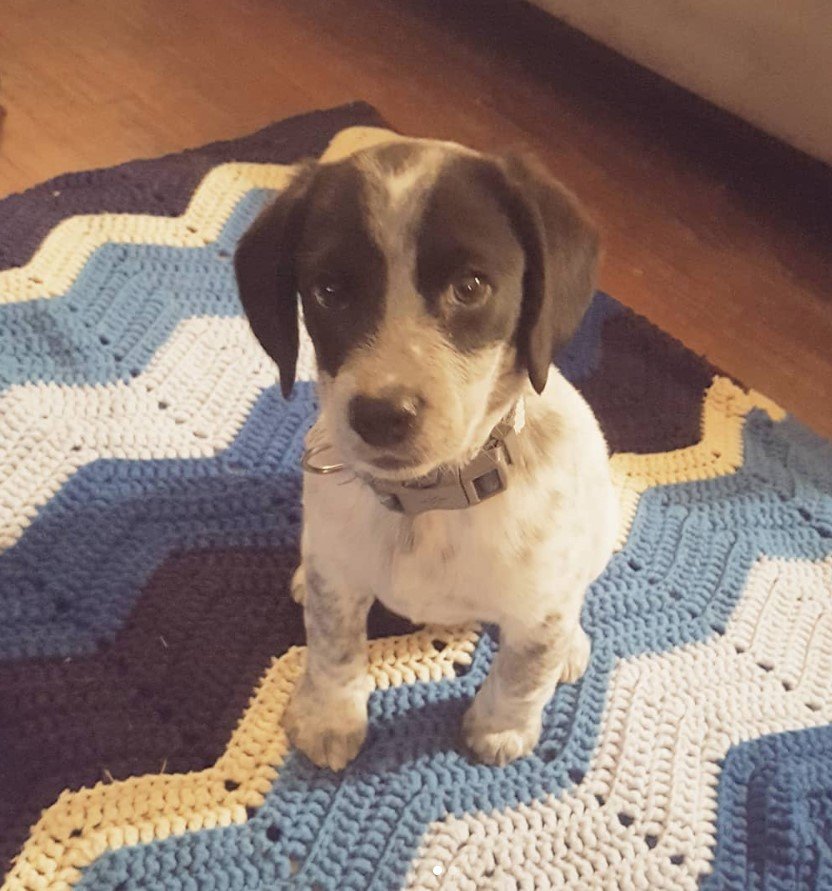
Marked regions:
[450,273,492,307]
[310,282,346,310]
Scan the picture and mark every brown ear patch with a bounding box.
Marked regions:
[234,163,317,397]
[498,154,600,393]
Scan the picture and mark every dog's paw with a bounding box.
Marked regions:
[465,725,540,766]
[290,565,306,604]
[560,625,591,684]
[282,682,368,771]
[462,702,541,766]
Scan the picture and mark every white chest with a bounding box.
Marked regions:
[384,508,516,625]
[303,475,511,625]
[303,460,615,630]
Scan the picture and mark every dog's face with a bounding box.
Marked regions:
[235,139,598,479]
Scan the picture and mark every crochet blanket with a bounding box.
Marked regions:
[2,104,831,891]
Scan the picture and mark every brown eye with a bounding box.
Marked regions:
[311,282,346,310]
[451,273,492,306]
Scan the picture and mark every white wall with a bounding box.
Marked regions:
[531,0,832,165]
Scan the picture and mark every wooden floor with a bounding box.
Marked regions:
[2,0,830,436]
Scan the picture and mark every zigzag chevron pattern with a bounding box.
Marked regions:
[0,126,395,306]
[0,317,317,552]
[611,377,785,547]
[0,366,776,659]
[4,627,479,891]
[64,410,832,891]
[2,107,831,891]
[0,381,317,660]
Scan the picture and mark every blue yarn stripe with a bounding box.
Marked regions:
[0,190,271,392]
[0,383,315,660]
[703,724,832,890]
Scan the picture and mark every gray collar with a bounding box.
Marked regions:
[302,402,524,516]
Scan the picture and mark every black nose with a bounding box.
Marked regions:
[349,390,423,448]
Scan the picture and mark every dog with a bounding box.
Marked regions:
[234,136,618,770]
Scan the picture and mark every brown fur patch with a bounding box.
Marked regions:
[303,565,371,678]
[500,636,559,695]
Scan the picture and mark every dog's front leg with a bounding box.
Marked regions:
[463,611,590,766]
[283,564,373,771]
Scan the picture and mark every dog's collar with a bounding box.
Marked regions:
[302,401,525,516]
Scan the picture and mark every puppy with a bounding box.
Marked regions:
[234,137,618,769]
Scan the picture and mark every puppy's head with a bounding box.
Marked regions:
[235,139,598,479]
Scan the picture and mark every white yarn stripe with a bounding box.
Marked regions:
[407,556,832,890]
[0,319,318,552]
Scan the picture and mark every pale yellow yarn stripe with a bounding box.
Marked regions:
[0,126,401,305]
[611,376,786,548]
[4,624,478,891]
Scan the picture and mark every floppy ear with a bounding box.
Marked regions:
[234,163,316,398]
[497,155,600,394]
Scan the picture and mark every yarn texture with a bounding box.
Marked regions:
[1,105,830,891]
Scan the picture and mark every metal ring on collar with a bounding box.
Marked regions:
[301,443,347,475]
